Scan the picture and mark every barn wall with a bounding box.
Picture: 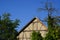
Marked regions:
[17,18,48,40]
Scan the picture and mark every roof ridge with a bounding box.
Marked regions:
[16,17,48,36]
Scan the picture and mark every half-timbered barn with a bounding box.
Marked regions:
[17,17,48,40]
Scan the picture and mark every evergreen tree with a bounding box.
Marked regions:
[0,13,19,40]
[44,15,60,40]
[38,1,60,40]
[31,31,43,40]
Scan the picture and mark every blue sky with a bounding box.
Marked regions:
[0,0,60,31]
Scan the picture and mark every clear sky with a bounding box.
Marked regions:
[0,0,60,31]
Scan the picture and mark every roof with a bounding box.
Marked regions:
[16,17,48,36]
